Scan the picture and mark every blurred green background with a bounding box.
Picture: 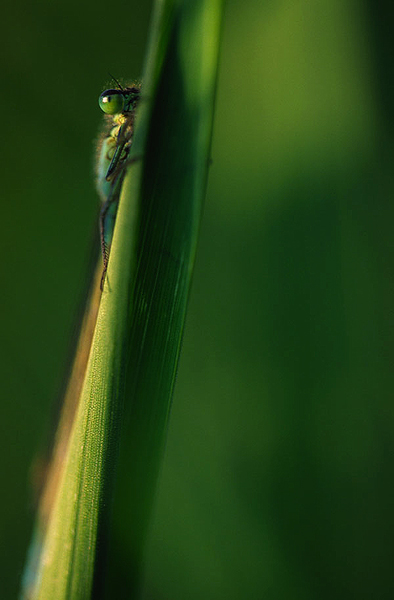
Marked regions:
[1,0,394,598]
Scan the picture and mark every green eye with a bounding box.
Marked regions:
[99,89,125,115]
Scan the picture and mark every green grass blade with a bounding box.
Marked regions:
[107,0,225,589]
[24,0,223,598]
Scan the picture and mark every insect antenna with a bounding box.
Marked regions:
[108,72,124,91]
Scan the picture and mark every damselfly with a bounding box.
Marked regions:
[96,81,141,289]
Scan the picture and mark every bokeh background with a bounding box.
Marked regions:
[1,0,394,598]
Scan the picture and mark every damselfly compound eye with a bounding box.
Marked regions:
[99,89,125,115]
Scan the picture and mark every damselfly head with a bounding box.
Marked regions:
[99,87,140,115]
